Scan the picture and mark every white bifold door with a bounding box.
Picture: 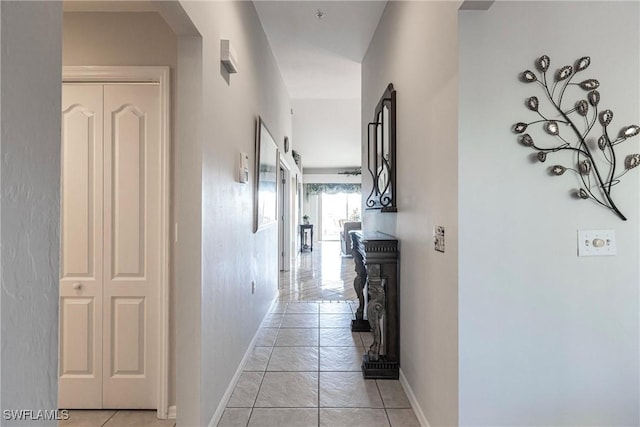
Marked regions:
[59,83,161,409]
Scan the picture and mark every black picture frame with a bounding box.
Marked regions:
[254,117,279,232]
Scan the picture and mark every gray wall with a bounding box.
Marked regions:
[0,1,62,424]
[175,2,299,425]
[459,2,639,425]
[174,34,203,427]
[63,12,177,66]
[362,2,461,426]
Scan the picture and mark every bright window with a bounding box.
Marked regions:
[320,192,361,240]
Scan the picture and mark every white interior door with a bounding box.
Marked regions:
[102,84,160,408]
[59,85,104,408]
[60,83,161,409]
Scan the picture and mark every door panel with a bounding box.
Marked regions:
[111,106,146,278]
[111,297,146,376]
[59,84,104,408]
[61,105,98,277]
[103,84,160,408]
[60,298,95,375]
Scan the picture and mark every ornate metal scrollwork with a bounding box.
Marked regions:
[366,264,386,361]
[352,242,367,321]
[366,83,397,212]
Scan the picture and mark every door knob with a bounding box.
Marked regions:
[73,282,82,290]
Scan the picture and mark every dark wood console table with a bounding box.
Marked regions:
[349,230,399,379]
[299,224,313,252]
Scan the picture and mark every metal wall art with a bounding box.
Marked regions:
[366,83,397,212]
[514,55,640,220]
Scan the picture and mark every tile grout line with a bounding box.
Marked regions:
[101,410,118,426]
[375,379,394,427]
[245,304,282,426]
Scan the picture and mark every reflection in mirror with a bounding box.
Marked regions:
[376,111,387,194]
[254,117,279,232]
[366,83,396,212]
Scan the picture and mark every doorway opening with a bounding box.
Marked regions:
[278,163,291,272]
[59,66,170,416]
[320,192,361,241]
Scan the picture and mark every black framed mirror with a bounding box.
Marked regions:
[366,83,396,212]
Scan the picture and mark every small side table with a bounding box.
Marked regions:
[300,224,314,252]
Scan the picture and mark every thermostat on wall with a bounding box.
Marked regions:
[239,152,249,183]
[434,226,445,253]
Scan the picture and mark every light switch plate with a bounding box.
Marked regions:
[577,229,616,256]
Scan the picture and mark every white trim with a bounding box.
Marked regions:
[399,368,432,427]
[63,66,167,83]
[208,294,279,427]
[167,405,177,419]
[62,66,171,419]
[279,160,292,272]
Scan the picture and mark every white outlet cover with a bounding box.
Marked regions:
[577,229,616,256]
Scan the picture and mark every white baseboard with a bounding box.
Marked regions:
[167,405,176,419]
[399,368,431,427]
[207,295,279,427]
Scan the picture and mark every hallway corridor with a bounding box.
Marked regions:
[217,242,419,427]
[278,242,358,302]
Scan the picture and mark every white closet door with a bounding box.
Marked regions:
[59,84,104,408]
[102,84,160,408]
[60,83,161,409]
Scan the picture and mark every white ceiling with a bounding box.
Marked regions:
[292,98,361,169]
[254,1,386,169]
[254,1,386,99]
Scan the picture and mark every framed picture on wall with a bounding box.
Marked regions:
[254,117,279,232]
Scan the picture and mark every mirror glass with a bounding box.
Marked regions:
[376,110,388,194]
[379,105,391,195]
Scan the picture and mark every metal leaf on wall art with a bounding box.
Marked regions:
[513,55,640,220]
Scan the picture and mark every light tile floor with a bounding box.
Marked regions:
[218,242,419,427]
[59,410,175,427]
[278,241,358,301]
[62,243,418,427]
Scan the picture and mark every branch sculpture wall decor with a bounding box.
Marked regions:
[514,55,640,220]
